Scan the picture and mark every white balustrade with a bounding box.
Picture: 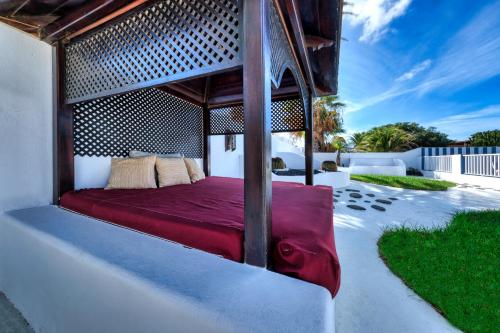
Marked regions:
[464,154,500,177]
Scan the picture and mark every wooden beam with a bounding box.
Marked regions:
[208,85,299,108]
[283,0,317,96]
[304,93,313,185]
[243,0,272,268]
[305,35,334,51]
[41,0,136,43]
[54,41,74,203]
[203,77,211,176]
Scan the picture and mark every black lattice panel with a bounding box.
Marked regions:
[209,98,304,135]
[65,0,241,103]
[73,89,203,158]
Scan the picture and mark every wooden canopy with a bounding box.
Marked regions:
[0,0,342,98]
[1,0,343,269]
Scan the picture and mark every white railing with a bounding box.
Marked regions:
[423,156,453,172]
[464,154,500,177]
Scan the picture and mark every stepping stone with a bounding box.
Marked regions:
[388,197,398,201]
[348,199,356,203]
[366,193,375,197]
[333,198,338,203]
[349,193,362,199]
[336,191,343,193]
[371,205,386,212]
[334,194,340,198]
[347,204,366,211]
[364,200,371,203]
[346,189,360,192]
[375,199,392,205]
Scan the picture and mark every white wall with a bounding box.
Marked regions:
[210,134,303,178]
[0,23,53,212]
[315,148,422,169]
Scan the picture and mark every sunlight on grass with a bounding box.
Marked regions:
[378,210,500,333]
[350,174,456,191]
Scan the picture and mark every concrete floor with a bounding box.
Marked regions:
[0,292,33,333]
[333,181,500,333]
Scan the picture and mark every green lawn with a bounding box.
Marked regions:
[350,174,456,191]
[378,210,500,333]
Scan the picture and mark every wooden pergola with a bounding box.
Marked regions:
[0,0,343,268]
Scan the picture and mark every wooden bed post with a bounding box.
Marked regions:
[53,41,74,203]
[243,0,272,267]
[305,92,314,185]
[202,106,211,177]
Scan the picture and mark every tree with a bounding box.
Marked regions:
[469,130,500,146]
[331,136,348,165]
[364,127,414,152]
[350,132,368,151]
[313,96,345,152]
[376,122,451,147]
[289,96,345,152]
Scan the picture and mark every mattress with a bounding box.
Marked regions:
[61,176,340,296]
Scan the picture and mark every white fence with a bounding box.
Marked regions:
[464,154,500,177]
[423,156,453,173]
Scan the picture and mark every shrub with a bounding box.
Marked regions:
[322,160,337,172]
[406,167,423,176]
[272,157,286,170]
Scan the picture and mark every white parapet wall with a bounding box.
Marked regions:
[0,23,53,212]
[0,206,334,333]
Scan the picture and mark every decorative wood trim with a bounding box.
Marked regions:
[54,41,74,202]
[283,0,317,96]
[305,91,313,185]
[243,0,272,268]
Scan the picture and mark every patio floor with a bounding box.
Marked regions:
[333,180,500,333]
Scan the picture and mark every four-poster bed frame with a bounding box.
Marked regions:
[1,0,343,269]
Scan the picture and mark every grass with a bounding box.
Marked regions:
[350,174,456,191]
[378,210,500,333]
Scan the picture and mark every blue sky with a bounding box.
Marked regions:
[339,0,500,140]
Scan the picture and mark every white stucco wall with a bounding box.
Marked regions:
[0,23,53,212]
[210,134,304,178]
[315,148,422,169]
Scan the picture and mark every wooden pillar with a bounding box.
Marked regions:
[305,94,313,185]
[53,41,74,203]
[243,0,272,267]
[202,106,211,176]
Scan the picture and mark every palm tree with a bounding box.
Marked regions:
[350,132,368,151]
[313,96,345,151]
[331,136,348,165]
[364,127,414,152]
[289,96,345,151]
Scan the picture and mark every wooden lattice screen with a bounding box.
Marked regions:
[73,88,203,158]
[65,0,242,104]
[209,98,305,135]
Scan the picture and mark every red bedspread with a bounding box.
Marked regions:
[61,177,340,296]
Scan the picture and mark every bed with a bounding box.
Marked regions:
[60,176,340,296]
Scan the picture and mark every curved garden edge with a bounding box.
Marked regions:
[377,210,500,333]
[350,174,456,191]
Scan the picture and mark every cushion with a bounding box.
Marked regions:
[129,150,183,159]
[184,158,206,183]
[156,158,191,187]
[106,156,157,190]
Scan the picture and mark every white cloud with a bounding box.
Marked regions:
[348,0,500,112]
[395,60,431,82]
[347,0,412,43]
[425,105,500,140]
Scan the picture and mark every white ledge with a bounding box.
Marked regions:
[0,206,333,333]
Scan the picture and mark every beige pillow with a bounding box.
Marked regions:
[156,157,191,187]
[184,158,206,183]
[106,156,157,190]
